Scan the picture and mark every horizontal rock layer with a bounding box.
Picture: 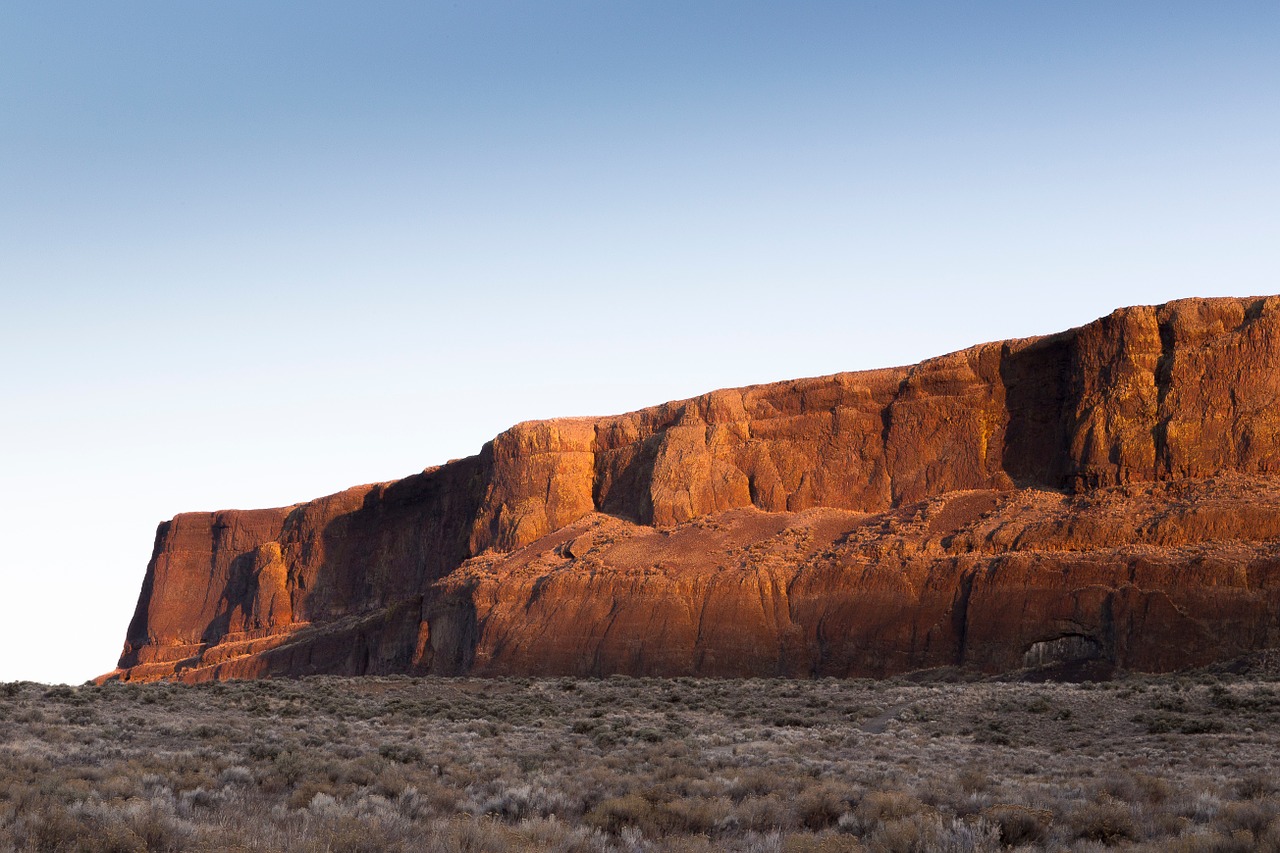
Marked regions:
[103,296,1280,682]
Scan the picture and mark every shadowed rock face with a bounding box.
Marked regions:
[102,296,1280,682]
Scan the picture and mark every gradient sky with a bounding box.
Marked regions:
[1,2,1277,683]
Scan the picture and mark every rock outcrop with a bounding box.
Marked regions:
[102,296,1280,682]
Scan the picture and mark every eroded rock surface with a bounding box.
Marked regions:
[102,296,1280,682]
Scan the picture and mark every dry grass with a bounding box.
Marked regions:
[1,672,1278,851]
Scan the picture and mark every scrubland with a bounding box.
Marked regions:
[1,671,1278,852]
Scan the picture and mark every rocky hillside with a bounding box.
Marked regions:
[102,296,1280,682]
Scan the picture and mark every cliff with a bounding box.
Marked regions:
[102,296,1280,682]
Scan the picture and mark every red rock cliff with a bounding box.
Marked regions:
[103,296,1280,682]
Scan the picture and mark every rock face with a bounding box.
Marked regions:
[103,296,1280,682]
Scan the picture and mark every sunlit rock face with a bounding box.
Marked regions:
[101,296,1280,683]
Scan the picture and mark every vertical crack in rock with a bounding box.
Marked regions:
[1153,310,1177,478]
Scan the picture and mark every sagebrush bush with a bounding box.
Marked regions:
[1069,798,1139,844]
[981,803,1052,846]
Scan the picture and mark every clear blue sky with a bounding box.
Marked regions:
[1,2,1277,683]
